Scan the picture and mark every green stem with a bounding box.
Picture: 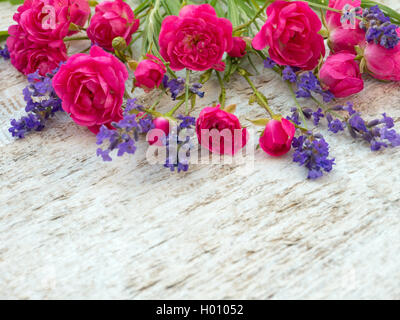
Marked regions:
[310,96,345,121]
[216,71,226,108]
[287,82,308,129]
[185,69,191,115]
[240,69,275,118]
[63,36,89,42]
[233,0,271,32]
[166,99,185,117]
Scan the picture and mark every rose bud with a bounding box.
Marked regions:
[87,0,140,52]
[259,118,296,157]
[319,52,364,98]
[252,1,325,70]
[326,0,366,54]
[134,55,167,92]
[364,28,400,81]
[227,37,247,58]
[147,117,170,146]
[196,105,248,155]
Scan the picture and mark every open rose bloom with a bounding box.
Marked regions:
[87,0,139,51]
[52,46,129,134]
[196,106,248,155]
[159,4,233,71]
[252,0,325,70]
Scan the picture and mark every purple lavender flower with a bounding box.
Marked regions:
[361,6,400,49]
[292,132,335,180]
[9,68,62,139]
[295,72,334,103]
[282,66,297,83]
[312,108,324,126]
[164,115,196,173]
[328,119,346,134]
[96,101,155,161]
[263,58,277,69]
[163,76,205,100]
[315,102,400,151]
[189,83,205,98]
[287,108,301,125]
[0,45,10,60]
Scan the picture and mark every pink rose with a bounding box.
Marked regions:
[13,0,84,44]
[159,4,233,71]
[326,0,360,29]
[52,46,129,134]
[196,105,248,155]
[134,54,166,92]
[326,0,366,53]
[7,25,68,76]
[259,118,295,157]
[147,117,170,146]
[64,0,91,36]
[227,37,247,58]
[87,0,140,52]
[364,29,400,81]
[319,52,364,98]
[252,1,325,70]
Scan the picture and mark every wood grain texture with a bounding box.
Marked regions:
[0,1,399,300]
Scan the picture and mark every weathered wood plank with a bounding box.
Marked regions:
[0,0,399,299]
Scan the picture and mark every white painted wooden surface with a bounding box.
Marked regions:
[0,1,399,299]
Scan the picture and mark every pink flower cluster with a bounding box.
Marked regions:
[7,0,90,75]
[4,0,400,163]
[7,0,140,76]
[324,0,400,87]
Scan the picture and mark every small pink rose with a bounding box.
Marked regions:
[159,4,233,71]
[134,54,166,92]
[87,0,140,52]
[319,52,364,98]
[147,117,170,146]
[13,0,86,44]
[252,1,325,70]
[227,37,247,58]
[326,0,366,54]
[326,0,361,29]
[52,46,129,133]
[7,25,68,76]
[364,29,400,81]
[259,118,295,157]
[65,0,91,36]
[196,105,248,155]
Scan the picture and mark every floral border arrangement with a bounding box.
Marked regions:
[1,0,400,179]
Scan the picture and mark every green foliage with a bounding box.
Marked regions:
[0,0,24,4]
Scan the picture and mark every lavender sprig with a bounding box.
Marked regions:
[163,75,204,100]
[163,115,196,173]
[292,132,335,180]
[295,101,400,151]
[0,45,10,60]
[264,61,334,103]
[326,103,400,151]
[360,5,400,49]
[96,99,154,161]
[9,68,62,139]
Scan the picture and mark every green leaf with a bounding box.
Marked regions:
[247,118,269,126]
[224,104,237,114]
[0,30,9,43]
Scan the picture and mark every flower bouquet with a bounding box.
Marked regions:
[1,0,400,179]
